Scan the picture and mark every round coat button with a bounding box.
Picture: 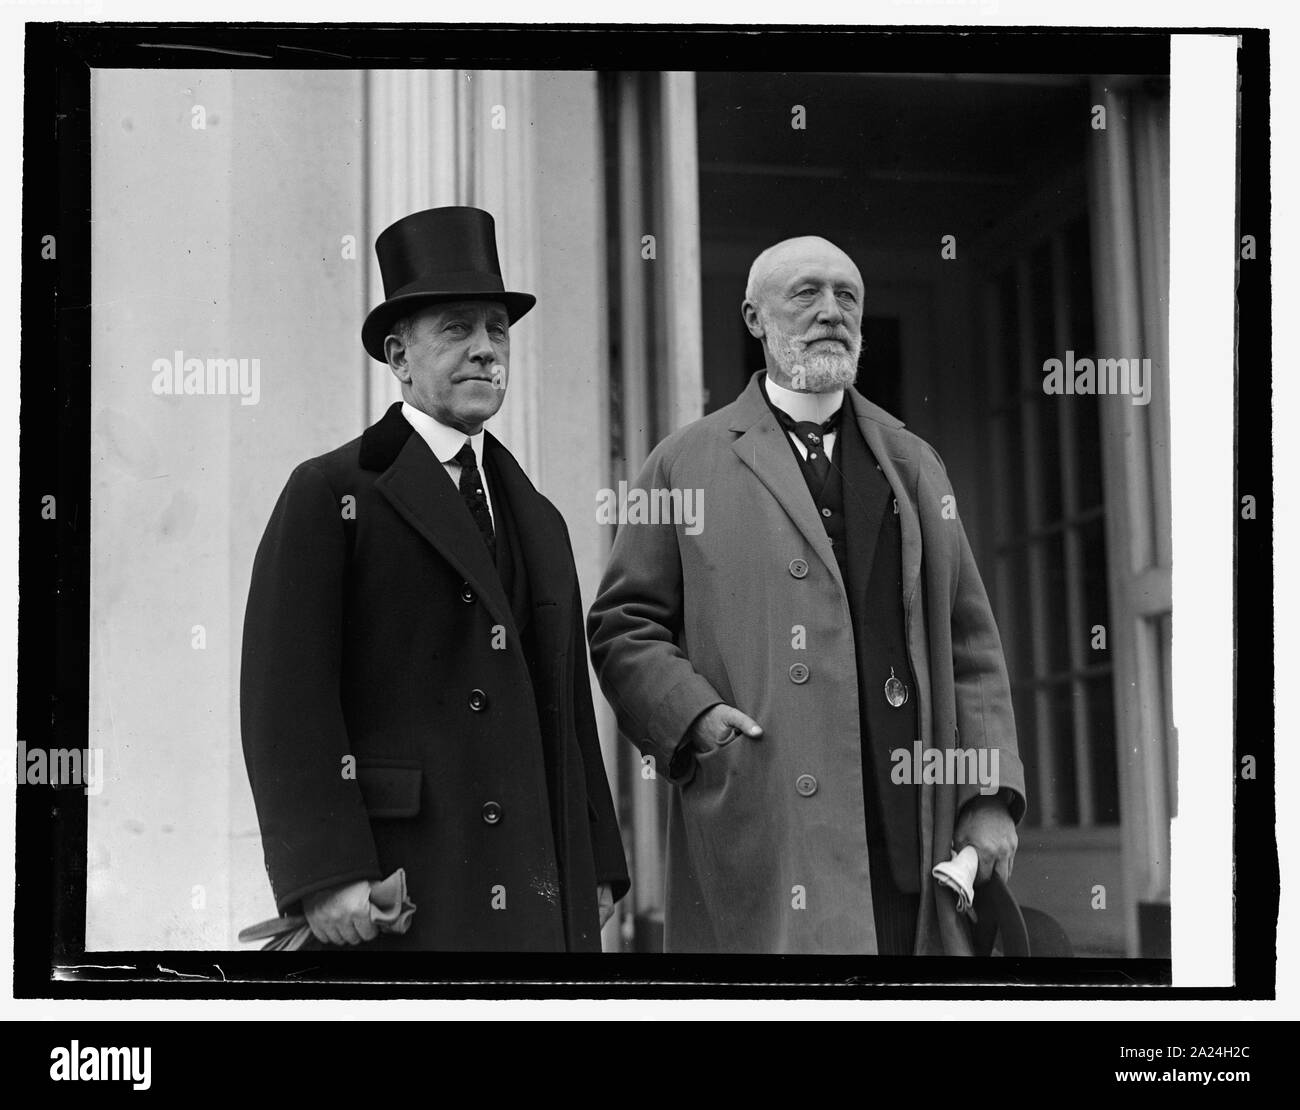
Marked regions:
[789,558,809,579]
[821,507,832,518]
[460,583,475,603]
[796,774,818,797]
[789,663,810,684]
[469,688,488,711]
[482,801,502,825]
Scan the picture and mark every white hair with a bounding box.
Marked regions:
[744,235,860,306]
[388,314,416,346]
[744,244,780,304]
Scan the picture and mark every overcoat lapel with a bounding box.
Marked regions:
[726,373,923,608]
[369,410,517,639]
[837,408,887,610]
[847,388,922,610]
[728,377,846,597]
[483,432,573,631]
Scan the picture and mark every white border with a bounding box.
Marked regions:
[1168,34,1238,988]
[0,6,1292,1019]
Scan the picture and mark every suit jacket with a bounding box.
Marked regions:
[587,371,1025,954]
[241,402,629,951]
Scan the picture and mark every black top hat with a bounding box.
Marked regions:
[362,206,536,362]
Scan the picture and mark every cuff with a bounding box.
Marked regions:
[275,865,384,917]
[956,783,1026,825]
[645,674,722,777]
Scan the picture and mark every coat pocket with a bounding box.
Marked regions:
[356,758,423,819]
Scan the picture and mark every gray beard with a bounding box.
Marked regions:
[763,317,861,392]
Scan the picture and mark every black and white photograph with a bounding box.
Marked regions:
[7,12,1284,1053]
[78,57,1179,964]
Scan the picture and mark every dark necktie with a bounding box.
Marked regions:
[453,442,496,560]
[773,408,839,486]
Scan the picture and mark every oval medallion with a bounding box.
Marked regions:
[885,667,908,708]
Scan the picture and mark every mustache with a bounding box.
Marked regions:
[799,331,855,347]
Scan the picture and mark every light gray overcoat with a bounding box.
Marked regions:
[588,372,1025,953]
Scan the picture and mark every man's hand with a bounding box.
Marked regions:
[302,879,379,946]
[687,703,763,754]
[953,794,1018,884]
[596,883,615,929]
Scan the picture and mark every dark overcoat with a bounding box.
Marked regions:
[241,402,629,951]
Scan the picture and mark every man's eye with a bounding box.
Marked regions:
[838,291,858,303]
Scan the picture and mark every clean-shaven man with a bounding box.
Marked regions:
[242,207,628,950]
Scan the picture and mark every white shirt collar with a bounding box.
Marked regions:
[764,373,845,426]
[401,401,485,467]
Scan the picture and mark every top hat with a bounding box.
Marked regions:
[362,206,536,362]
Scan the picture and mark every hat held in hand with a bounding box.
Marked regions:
[362,206,536,362]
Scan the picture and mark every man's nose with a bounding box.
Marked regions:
[814,290,844,325]
[467,324,495,363]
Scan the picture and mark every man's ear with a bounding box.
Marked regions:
[741,300,765,340]
[384,334,410,382]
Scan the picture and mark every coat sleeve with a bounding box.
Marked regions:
[585,442,723,783]
[240,461,382,913]
[946,477,1028,824]
[569,575,632,903]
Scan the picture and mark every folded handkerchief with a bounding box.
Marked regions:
[238,868,417,950]
[932,846,980,917]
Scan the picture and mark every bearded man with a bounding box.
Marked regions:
[586,234,1024,954]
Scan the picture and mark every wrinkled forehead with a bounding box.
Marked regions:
[758,240,863,299]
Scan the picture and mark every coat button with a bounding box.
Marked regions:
[469,688,488,711]
[789,662,810,684]
[482,801,502,825]
[789,558,809,579]
[796,774,818,797]
[460,583,475,603]
[821,507,832,518]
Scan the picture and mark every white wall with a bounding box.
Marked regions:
[89,69,367,949]
[88,69,612,950]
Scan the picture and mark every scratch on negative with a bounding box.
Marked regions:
[530,873,561,906]
[157,965,212,980]
[135,43,273,60]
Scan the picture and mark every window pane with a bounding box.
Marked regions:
[1065,213,1096,352]
[1001,545,1034,684]
[1000,406,1026,539]
[1012,684,1039,827]
[862,315,903,418]
[1086,673,1120,824]
[1029,242,1065,523]
[1036,392,1064,522]
[997,268,1020,399]
[1074,395,1104,510]
[1081,517,1111,662]
[1030,240,1055,360]
[1042,532,1070,673]
[1049,681,1079,826]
